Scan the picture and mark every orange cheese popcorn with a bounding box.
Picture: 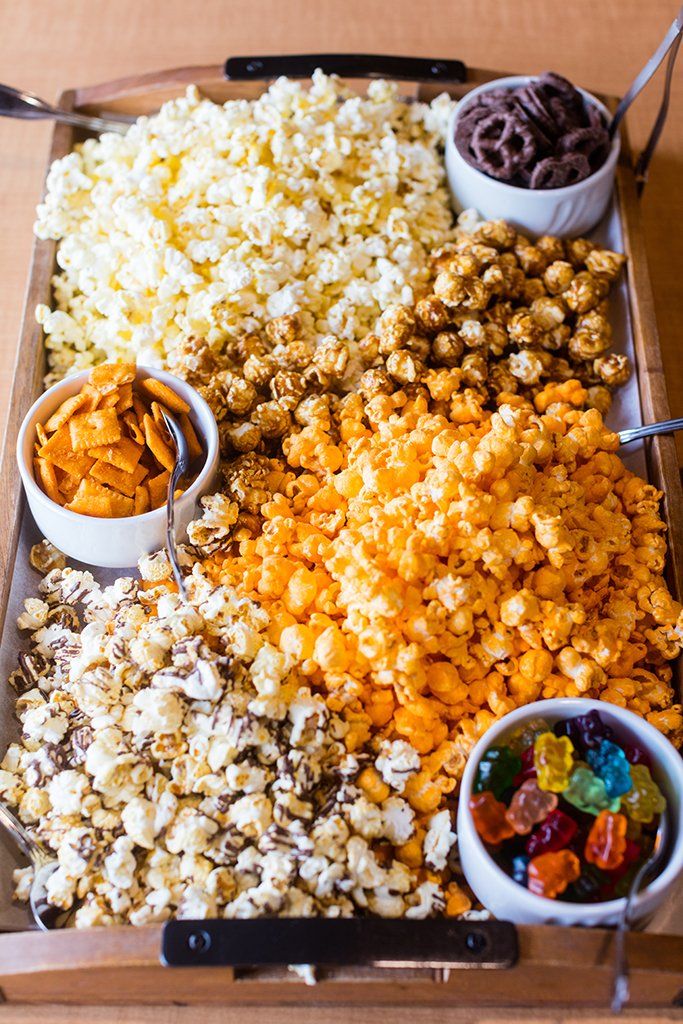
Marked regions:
[209,380,682,841]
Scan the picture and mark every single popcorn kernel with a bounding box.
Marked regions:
[358,767,390,804]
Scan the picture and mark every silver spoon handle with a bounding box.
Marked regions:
[166,463,188,600]
[618,417,683,446]
[0,800,46,864]
[161,410,191,601]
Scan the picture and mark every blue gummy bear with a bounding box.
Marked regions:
[511,854,530,886]
[587,739,632,799]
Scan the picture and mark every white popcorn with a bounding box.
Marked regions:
[2,561,458,927]
[122,797,157,850]
[423,809,456,871]
[381,797,415,846]
[132,689,185,734]
[17,598,50,631]
[105,837,138,889]
[376,740,421,793]
[406,880,446,919]
[34,76,454,382]
[48,771,89,816]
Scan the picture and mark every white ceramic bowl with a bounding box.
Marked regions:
[457,699,683,927]
[17,366,219,568]
[445,76,620,236]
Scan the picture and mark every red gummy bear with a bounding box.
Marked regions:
[469,791,515,845]
[512,745,537,786]
[526,809,577,857]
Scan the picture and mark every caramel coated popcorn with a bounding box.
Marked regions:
[388,220,628,410]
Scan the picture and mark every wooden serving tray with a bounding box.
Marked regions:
[0,62,681,1010]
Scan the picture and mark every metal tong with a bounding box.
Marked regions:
[0,82,133,134]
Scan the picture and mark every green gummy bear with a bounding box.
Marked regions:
[474,745,521,799]
[563,766,620,815]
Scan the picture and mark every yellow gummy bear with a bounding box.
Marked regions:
[534,732,575,792]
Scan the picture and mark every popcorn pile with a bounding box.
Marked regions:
[0,556,471,925]
[34,74,455,382]
[168,230,631,475]
[198,382,683,763]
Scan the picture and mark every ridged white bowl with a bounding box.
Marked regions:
[17,366,219,568]
[457,698,683,927]
[445,76,620,236]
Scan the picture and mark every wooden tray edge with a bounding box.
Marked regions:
[0,96,76,629]
[0,68,681,1007]
[0,924,680,1007]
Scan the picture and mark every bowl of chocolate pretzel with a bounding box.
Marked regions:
[445,73,620,236]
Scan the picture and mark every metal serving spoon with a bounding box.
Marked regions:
[161,410,191,601]
[0,82,133,135]
[618,417,683,446]
[611,810,670,1012]
[0,800,69,930]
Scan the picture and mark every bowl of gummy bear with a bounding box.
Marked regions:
[445,74,620,236]
[457,699,683,927]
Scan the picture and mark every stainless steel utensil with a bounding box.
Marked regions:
[0,800,68,930]
[611,810,670,1012]
[618,417,683,446]
[609,5,683,140]
[161,410,191,601]
[0,82,134,134]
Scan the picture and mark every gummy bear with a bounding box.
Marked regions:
[623,744,652,768]
[554,710,613,753]
[511,854,530,887]
[526,809,578,857]
[620,764,666,824]
[506,779,558,835]
[474,746,522,799]
[584,810,628,870]
[566,863,604,903]
[508,717,551,756]
[534,732,574,792]
[527,849,581,898]
[600,838,641,898]
[587,739,632,799]
[512,745,537,786]
[469,791,515,844]
[563,766,621,815]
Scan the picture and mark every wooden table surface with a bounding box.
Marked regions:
[0,1,682,1021]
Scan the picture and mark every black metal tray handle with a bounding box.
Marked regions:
[225,53,467,84]
[161,918,518,969]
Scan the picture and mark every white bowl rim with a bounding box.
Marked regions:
[449,75,620,197]
[16,365,219,524]
[459,697,683,918]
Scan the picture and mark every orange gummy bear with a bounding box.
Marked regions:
[469,791,515,845]
[584,810,628,870]
[528,850,581,898]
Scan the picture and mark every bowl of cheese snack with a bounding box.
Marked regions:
[457,699,683,927]
[446,74,620,236]
[17,363,219,567]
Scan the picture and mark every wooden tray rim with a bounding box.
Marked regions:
[0,64,682,1006]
